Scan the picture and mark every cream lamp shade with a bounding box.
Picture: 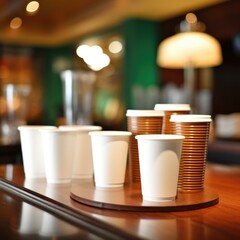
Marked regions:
[157,32,222,69]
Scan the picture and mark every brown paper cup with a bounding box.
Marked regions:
[126,110,164,182]
[154,104,191,134]
[170,114,211,192]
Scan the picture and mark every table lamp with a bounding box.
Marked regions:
[157,13,222,112]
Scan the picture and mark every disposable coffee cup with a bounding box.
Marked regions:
[170,114,212,192]
[136,134,184,202]
[59,125,102,179]
[40,128,78,184]
[89,131,132,188]
[154,104,191,134]
[126,110,164,182]
[18,125,57,179]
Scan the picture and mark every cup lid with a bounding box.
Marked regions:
[59,125,102,132]
[135,134,185,140]
[89,131,132,136]
[18,125,56,131]
[170,114,212,122]
[154,104,191,111]
[39,128,78,134]
[126,109,164,117]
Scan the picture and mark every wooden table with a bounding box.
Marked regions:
[0,163,239,239]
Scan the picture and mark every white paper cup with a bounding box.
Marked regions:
[18,125,57,179]
[89,131,132,188]
[40,128,78,184]
[59,125,102,179]
[136,134,185,202]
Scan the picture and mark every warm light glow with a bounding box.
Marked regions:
[87,53,110,71]
[10,17,22,29]
[76,45,90,58]
[108,40,123,54]
[186,13,197,24]
[89,45,103,57]
[76,44,110,71]
[83,45,103,65]
[26,1,39,14]
[157,32,222,68]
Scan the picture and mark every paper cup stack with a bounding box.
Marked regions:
[154,104,191,134]
[170,114,212,192]
[126,110,164,182]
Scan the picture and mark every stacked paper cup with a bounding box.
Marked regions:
[170,114,212,192]
[126,110,164,182]
[154,104,191,134]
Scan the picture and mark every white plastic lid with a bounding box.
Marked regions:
[89,131,132,136]
[59,125,102,132]
[154,104,191,111]
[170,114,212,122]
[18,125,56,131]
[135,134,185,140]
[126,109,164,117]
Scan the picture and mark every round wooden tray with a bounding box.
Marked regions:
[70,180,219,212]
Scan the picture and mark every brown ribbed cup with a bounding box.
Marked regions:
[126,110,164,182]
[170,114,211,192]
[154,104,191,134]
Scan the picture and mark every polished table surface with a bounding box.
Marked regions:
[0,163,240,239]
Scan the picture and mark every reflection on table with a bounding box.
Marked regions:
[0,163,240,239]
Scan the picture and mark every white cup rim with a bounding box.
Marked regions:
[135,134,185,140]
[18,125,56,131]
[154,104,191,111]
[89,131,132,136]
[126,109,164,117]
[59,125,102,132]
[170,114,212,122]
[39,128,78,134]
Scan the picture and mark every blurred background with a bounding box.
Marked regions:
[0,0,239,143]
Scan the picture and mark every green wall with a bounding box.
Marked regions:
[122,19,160,109]
[41,19,160,124]
[42,45,74,125]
